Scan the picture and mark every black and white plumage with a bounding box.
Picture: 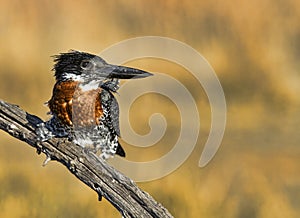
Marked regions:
[36,50,152,159]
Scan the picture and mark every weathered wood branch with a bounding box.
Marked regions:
[0,99,173,218]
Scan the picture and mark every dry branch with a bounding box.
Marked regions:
[0,99,173,218]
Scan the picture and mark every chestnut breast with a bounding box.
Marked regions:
[48,81,103,127]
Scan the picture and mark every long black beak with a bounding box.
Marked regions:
[109,65,153,79]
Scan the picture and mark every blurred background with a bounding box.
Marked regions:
[0,0,300,217]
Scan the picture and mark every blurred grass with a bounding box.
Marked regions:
[0,0,300,217]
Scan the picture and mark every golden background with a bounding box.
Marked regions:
[0,0,299,217]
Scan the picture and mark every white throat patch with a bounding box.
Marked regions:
[79,80,100,91]
[62,73,83,81]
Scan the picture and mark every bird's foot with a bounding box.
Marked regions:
[35,122,54,142]
[99,152,113,160]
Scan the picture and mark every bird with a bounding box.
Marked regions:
[36,50,152,159]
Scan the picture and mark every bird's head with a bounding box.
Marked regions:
[52,50,152,90]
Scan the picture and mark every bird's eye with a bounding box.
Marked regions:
[80,60,92,70]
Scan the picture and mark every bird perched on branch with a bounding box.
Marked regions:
[36,50,152,159]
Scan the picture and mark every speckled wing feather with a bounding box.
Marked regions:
[109,95,121,136]
[100,89,121,137]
